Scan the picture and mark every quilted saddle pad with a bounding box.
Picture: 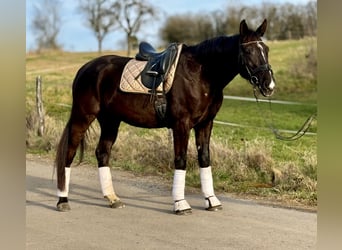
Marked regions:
[119,44,183,94]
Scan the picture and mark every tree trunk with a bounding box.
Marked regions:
[127,34,131,57]
[98,36,103,54]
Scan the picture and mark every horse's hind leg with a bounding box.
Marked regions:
[56,114,96,212]
[95,117,124,208]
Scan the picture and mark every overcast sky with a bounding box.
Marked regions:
[26,0,314,52]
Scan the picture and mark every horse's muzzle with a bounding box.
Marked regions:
[259,86,274,97]
[257,79,275,97]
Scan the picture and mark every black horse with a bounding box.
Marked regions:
[55,19,275,214]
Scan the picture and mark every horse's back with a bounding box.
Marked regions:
[70,55,131,114]
[72,54,130,95]
[73,55,130,86]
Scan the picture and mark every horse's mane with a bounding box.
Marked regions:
[188,34,240,63]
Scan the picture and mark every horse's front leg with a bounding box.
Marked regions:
[172,127,192,215]
[195,120,222,211]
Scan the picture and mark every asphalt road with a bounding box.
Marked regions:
[26,156,317,250]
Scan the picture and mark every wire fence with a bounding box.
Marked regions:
[55,95,317,136]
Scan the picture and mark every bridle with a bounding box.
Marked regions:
[239,40,273,89]
[240,41,316,141]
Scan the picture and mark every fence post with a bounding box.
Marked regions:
[36,75,45,136]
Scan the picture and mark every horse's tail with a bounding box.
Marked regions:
[55,118,88,191]
[55,119,71,191]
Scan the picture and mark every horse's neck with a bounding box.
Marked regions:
[190,36,240,89]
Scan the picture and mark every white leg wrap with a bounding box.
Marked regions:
[200,166,215,197]
[200,166,222,208]
[172,169,186,201]
[57,167,71,197]
[172,170,191,212]
[98,166,115,197]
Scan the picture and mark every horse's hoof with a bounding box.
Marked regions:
[56,202,71,212]
[174,208,192,215]
[109,199,125,209]
[206,204,223,211]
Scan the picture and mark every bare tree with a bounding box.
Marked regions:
[160,14,215,45]
[225,6,247,35]
[31,0,63,52]
[303,1,317,37]
[210,10,229,37]
[111,0,157,56]
[160,1,317,43]
[78,0,117,53]
[258,3,278,40]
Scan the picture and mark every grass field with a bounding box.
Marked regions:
[26,38,317,208]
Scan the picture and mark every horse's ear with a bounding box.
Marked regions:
[239,19,249,35]
[256,19,267,37]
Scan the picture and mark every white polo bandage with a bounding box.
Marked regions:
[200,166,221,208]
[98,166,115,197]
[57,167,71,197]
[200,166,215,197]
[172,169,186,201]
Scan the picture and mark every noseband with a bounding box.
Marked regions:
[239,41,273,87]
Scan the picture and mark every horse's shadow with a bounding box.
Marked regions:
[25,174,191,214]
[26,174,104,211]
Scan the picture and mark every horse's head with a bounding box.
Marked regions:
[238,19,275,97]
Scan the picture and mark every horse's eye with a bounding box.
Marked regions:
[245,47,256,55]
[244,47,252,54]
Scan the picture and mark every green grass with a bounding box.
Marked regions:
[26,38,317,208]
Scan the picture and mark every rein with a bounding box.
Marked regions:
[253,88,317,141]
